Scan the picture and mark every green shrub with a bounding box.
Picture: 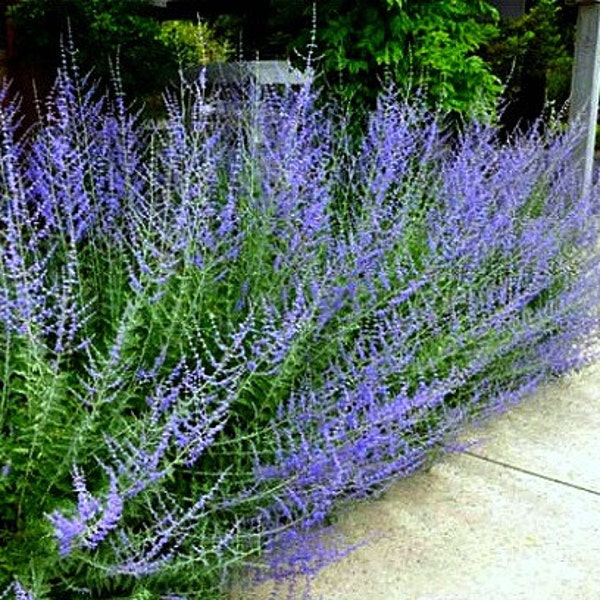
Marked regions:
[8,0,175,98]
[0,60,599,599]
[263,0,503,118]
[158,20,232,69]
[482,0,573,127]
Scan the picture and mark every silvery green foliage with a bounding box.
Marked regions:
[1,60,599,599]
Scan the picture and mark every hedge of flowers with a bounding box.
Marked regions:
[1,57,599,600]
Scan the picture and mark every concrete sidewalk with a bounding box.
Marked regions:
[236,361,600,600]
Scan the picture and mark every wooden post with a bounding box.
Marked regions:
[569,0,600,194]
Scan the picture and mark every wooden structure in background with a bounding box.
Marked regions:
[568,0,600,194]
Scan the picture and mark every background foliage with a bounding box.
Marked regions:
[7,0,167,102]
[256,0,503,117]
[7,0,226,103]
[157,20,232,70]
[482,0,575,129]
[208,0,576,124]
[5,0,580,123]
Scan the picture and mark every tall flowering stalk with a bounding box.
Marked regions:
[0,58,598,600]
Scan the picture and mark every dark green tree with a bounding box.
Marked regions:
[247,0,503,118]
[482,0,576,130]
[8,0,177,99]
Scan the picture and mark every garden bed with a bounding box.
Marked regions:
[1,60,599,600]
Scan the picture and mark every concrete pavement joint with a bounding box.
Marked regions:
[462,451,600,497]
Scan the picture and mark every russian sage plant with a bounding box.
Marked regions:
[0,59,599,600]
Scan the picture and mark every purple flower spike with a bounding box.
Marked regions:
[48,466,123,557]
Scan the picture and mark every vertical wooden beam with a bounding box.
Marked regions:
[569,1,600,194]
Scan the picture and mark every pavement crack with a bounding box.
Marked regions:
[462,451,600,497]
